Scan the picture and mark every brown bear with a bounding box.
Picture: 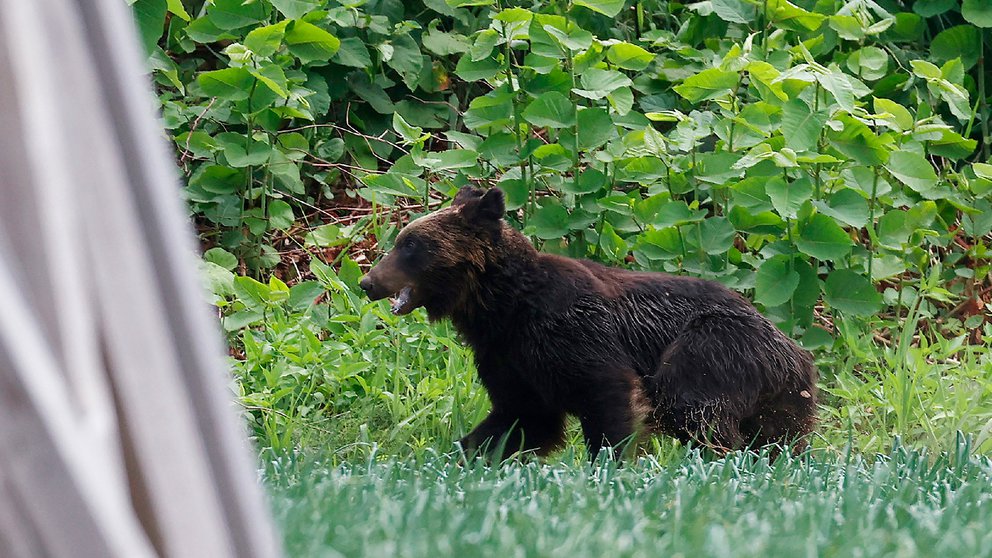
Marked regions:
[359,186,818,460]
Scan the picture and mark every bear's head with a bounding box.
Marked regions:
[359,186,507,319]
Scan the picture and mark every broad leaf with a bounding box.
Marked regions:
[270,0,320,19]
[673,68,739,103]
[824,270,882,316]
[573,0,626,18]
[523,92,576,129]
[796,214,852,261]
[885,151,938,195]
[755,255,800,307]
[606,43,655,70]
[781,99,828,152]
[198,68,254,101]
[963,0,992,27]
[285,21,341,64]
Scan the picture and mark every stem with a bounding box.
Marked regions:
[501,19,531,227]
[979,28,989,161]
[867,166,879,285]
[564,20,581,196]
[696,222,705,269]
[761,0,769,58]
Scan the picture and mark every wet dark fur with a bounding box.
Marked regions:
[360,187,818,460]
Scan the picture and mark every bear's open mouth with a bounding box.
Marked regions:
[389,286,417,315]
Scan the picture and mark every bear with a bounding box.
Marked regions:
[359,186,818,460]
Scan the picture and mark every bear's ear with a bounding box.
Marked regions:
[452,186,485,206]
[460,188,505,224]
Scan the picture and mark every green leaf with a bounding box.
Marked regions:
[754,255,800,307]
[673,68,739,103]
[973,162,992,180]
[245,21,289,58]
[423,21,471,56]
[431,149,479,170]
[885,151,938,195]
[333,37,373,68]
[463,90,513,129]
[873,97,914,131]
[446,0,493,6]
[816,189,869,228]
[766,0,824,31]
[200,261,235,298]
[963,0,992,27]
[827,116,889,166]
[829,14,864,41]
[931,25,981,69]
[766,176,813,219]
[824,270,882,316]
[250,64,289,97]
[204,247,238,271]
[530,201,571,239]
[288,281,325,311]
[455,54,502,81]
[304,224,341,247]
[285,20,341,64]
[914,0,956,17]
[393,113,426,144]
[816,69,855,113]
[198,68,254,101]
[639,228,684,260]
[132,0,167,55]
[215,132,271,167]
[523,92,576,129]
[606,42,654,71]
[575,69,633,100]
[599,223,628,262]
[573,0,626,18]
[269,0,319,19]
[386,33,424,90]
[234,276,271,310]
[207,0,267,30]
[781,99,828,152]
[564,168,607,195]
[796,214,852,261]
[362,173,422,198]
[709,0,757,24]
[699,217,736,255]
[577,108,617,151]
[608,87,634,115]
[846,46,889,81]
[653,201,706,228]
[166,0,190,21]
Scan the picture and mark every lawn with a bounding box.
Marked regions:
[267,442,992,557]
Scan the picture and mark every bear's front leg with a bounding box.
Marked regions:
[459,407,566,461]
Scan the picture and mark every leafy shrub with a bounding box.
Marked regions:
[139,0,991,336]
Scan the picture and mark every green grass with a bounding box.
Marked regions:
[267,441,992,557]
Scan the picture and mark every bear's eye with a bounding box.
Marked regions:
[400,236,418,252]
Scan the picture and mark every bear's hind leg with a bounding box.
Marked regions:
[646,313,769,453]
[459,407,567,461]
[654,399,746,453]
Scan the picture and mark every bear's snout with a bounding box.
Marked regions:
[358,275,384,300]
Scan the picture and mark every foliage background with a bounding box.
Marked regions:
[131,0,992,456]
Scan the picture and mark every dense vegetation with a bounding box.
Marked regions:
[132,0,992,554]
